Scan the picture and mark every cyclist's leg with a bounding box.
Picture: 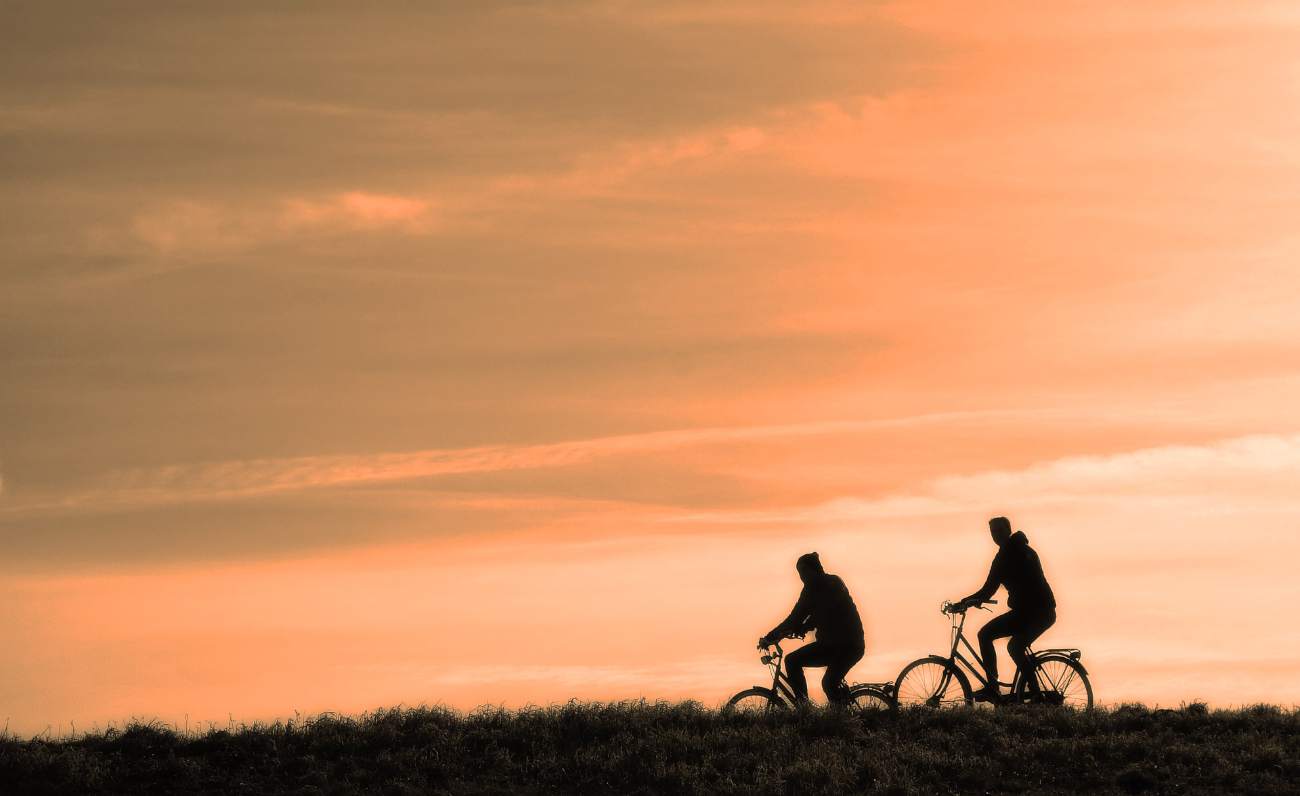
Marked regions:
[1008,608,1056,693]
[976,611,1021,690]
[821,645,864,705]
[784,641,827,703]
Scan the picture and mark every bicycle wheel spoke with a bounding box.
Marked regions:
[1049,664,1073,702]
[897,660,967,708]
[849,688,893,712]
[1018,658,1091,709]
[726,690,783,715]
[1055,664,1076,693]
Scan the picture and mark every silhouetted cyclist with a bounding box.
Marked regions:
[758,552,865,705]
[951,516,1056,703]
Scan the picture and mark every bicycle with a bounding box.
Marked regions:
[893,599,1093,709]
[724,635,896,714]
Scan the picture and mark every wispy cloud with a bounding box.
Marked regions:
[280,191,437,233]
[674,432,1300,525]
[3,410,1066,515]
[113,116,772,261]
[126,190,439,256]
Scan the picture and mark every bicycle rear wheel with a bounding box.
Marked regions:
[723,687,787,715]
[894,656,973,708]
[1014,655,1093,710]
[848,684,896,713]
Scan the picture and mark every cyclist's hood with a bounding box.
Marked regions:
[796,552,824,583]
[1004,530,1029,547]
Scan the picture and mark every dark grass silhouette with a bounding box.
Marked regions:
[2,702,1298,794]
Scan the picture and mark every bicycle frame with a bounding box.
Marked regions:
[757,641,870,705]
[941,607,1047,693]
[944,609,997,688]
[759,643,804,705]
[896,601,1092,709]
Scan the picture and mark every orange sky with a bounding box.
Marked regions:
[4,1,1300,735]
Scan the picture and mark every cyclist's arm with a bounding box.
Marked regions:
[765,587,812,642]
[961,556,1001,605]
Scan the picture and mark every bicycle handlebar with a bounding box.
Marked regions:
[757,629,809,661]
[758,631,805,648]
[759,640,783,665]
[941,599,998,615]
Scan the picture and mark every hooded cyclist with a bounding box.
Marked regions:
[758,552,865,705]
[951,516,1056,703]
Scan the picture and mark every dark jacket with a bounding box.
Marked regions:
[768,573,865,649]
[969,531,1056,612]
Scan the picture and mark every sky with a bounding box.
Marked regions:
[4,1,1300,735]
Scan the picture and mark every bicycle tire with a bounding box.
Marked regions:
[894,656,973,708]
[723,687,788,715]
[848,684,896,713]
[1013,654,1093,710]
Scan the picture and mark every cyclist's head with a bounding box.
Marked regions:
[796,552,824,583]
[988,516,1012,545]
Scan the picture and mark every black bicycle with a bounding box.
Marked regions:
[894,600,1093,709]
[724,635,895,714]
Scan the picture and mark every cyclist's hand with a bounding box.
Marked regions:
[757,635,773,649]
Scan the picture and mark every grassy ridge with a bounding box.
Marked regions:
[2,702,1298,794]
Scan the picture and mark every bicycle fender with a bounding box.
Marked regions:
[914,654,962,670]
[1034,652,1089,676]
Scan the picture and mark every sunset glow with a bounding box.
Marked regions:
[4,1,1300,735]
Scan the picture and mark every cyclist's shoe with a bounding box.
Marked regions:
[971,685,1002,704]
[1012,685,1063,706]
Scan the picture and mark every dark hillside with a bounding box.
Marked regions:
[2,702,1297,794]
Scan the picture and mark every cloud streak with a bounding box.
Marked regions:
[672,432,1300,525]
[4,409,1073,515]
[126,190,439,256]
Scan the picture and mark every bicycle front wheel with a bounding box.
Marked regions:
[1014,655,1093,710]
[848,684,896,713]
[723,687,787,715]
[894,656,973,708]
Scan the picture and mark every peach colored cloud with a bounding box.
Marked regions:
[280,191,436,233]
[674,432,1300,526]
[2,410,1053,516]
[126,191,438,256]
[129,200,256,255]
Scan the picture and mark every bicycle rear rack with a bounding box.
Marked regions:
[1036,648,1081,659]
